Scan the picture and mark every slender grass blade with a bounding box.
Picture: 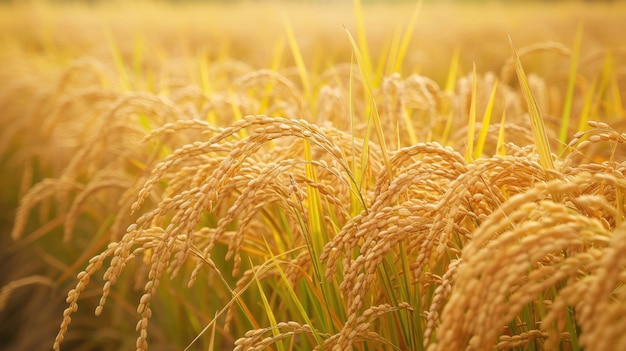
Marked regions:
[509,36,555,172]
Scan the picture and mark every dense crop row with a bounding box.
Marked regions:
[1,1,626,350]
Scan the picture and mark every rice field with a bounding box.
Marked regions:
[1,0,626,350]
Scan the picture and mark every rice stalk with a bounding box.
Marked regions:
[509,36,555,173]
[251,259,286,351]
[389,0,423,76]
[473,77,498,159]
[465,64,478,162]
[344,27,394,181]
[283,16,311,104]
[440,47,461,146]
[558,24,583,153]
[496,109,507,156]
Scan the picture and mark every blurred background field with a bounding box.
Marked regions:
[2,1,625,82]
[1,0,625,350]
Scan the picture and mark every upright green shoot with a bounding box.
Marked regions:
[259,37,286,115]
[263,240,325,349]
[574,52,615,136]
[444,48,461,94]
[473,78,499,159]
[198,49,212,95]
[288,175,342,336]
[575,77,597,135]
[497,109,507,157]
[465,64,478,163]
[197,49,217,124]
[610,65,624,117]
[352,0,373,80]
[509,36,555,172]
[441,47,460,146]
[348,55,369,217]
[103,27,132,91]
[284,16,311,101]
[345,27,394,180]
[378,245,421,350]
[351,0,392,182]
[348,55,368,216]
[383,27,402,78]
[558,24,583,153]
[251,262,286,351]
[385,0,424,75]
[594,52,621,119]
[391,0,423,75]
[302,141,325,266]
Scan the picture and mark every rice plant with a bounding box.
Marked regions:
[1,1,626,351]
